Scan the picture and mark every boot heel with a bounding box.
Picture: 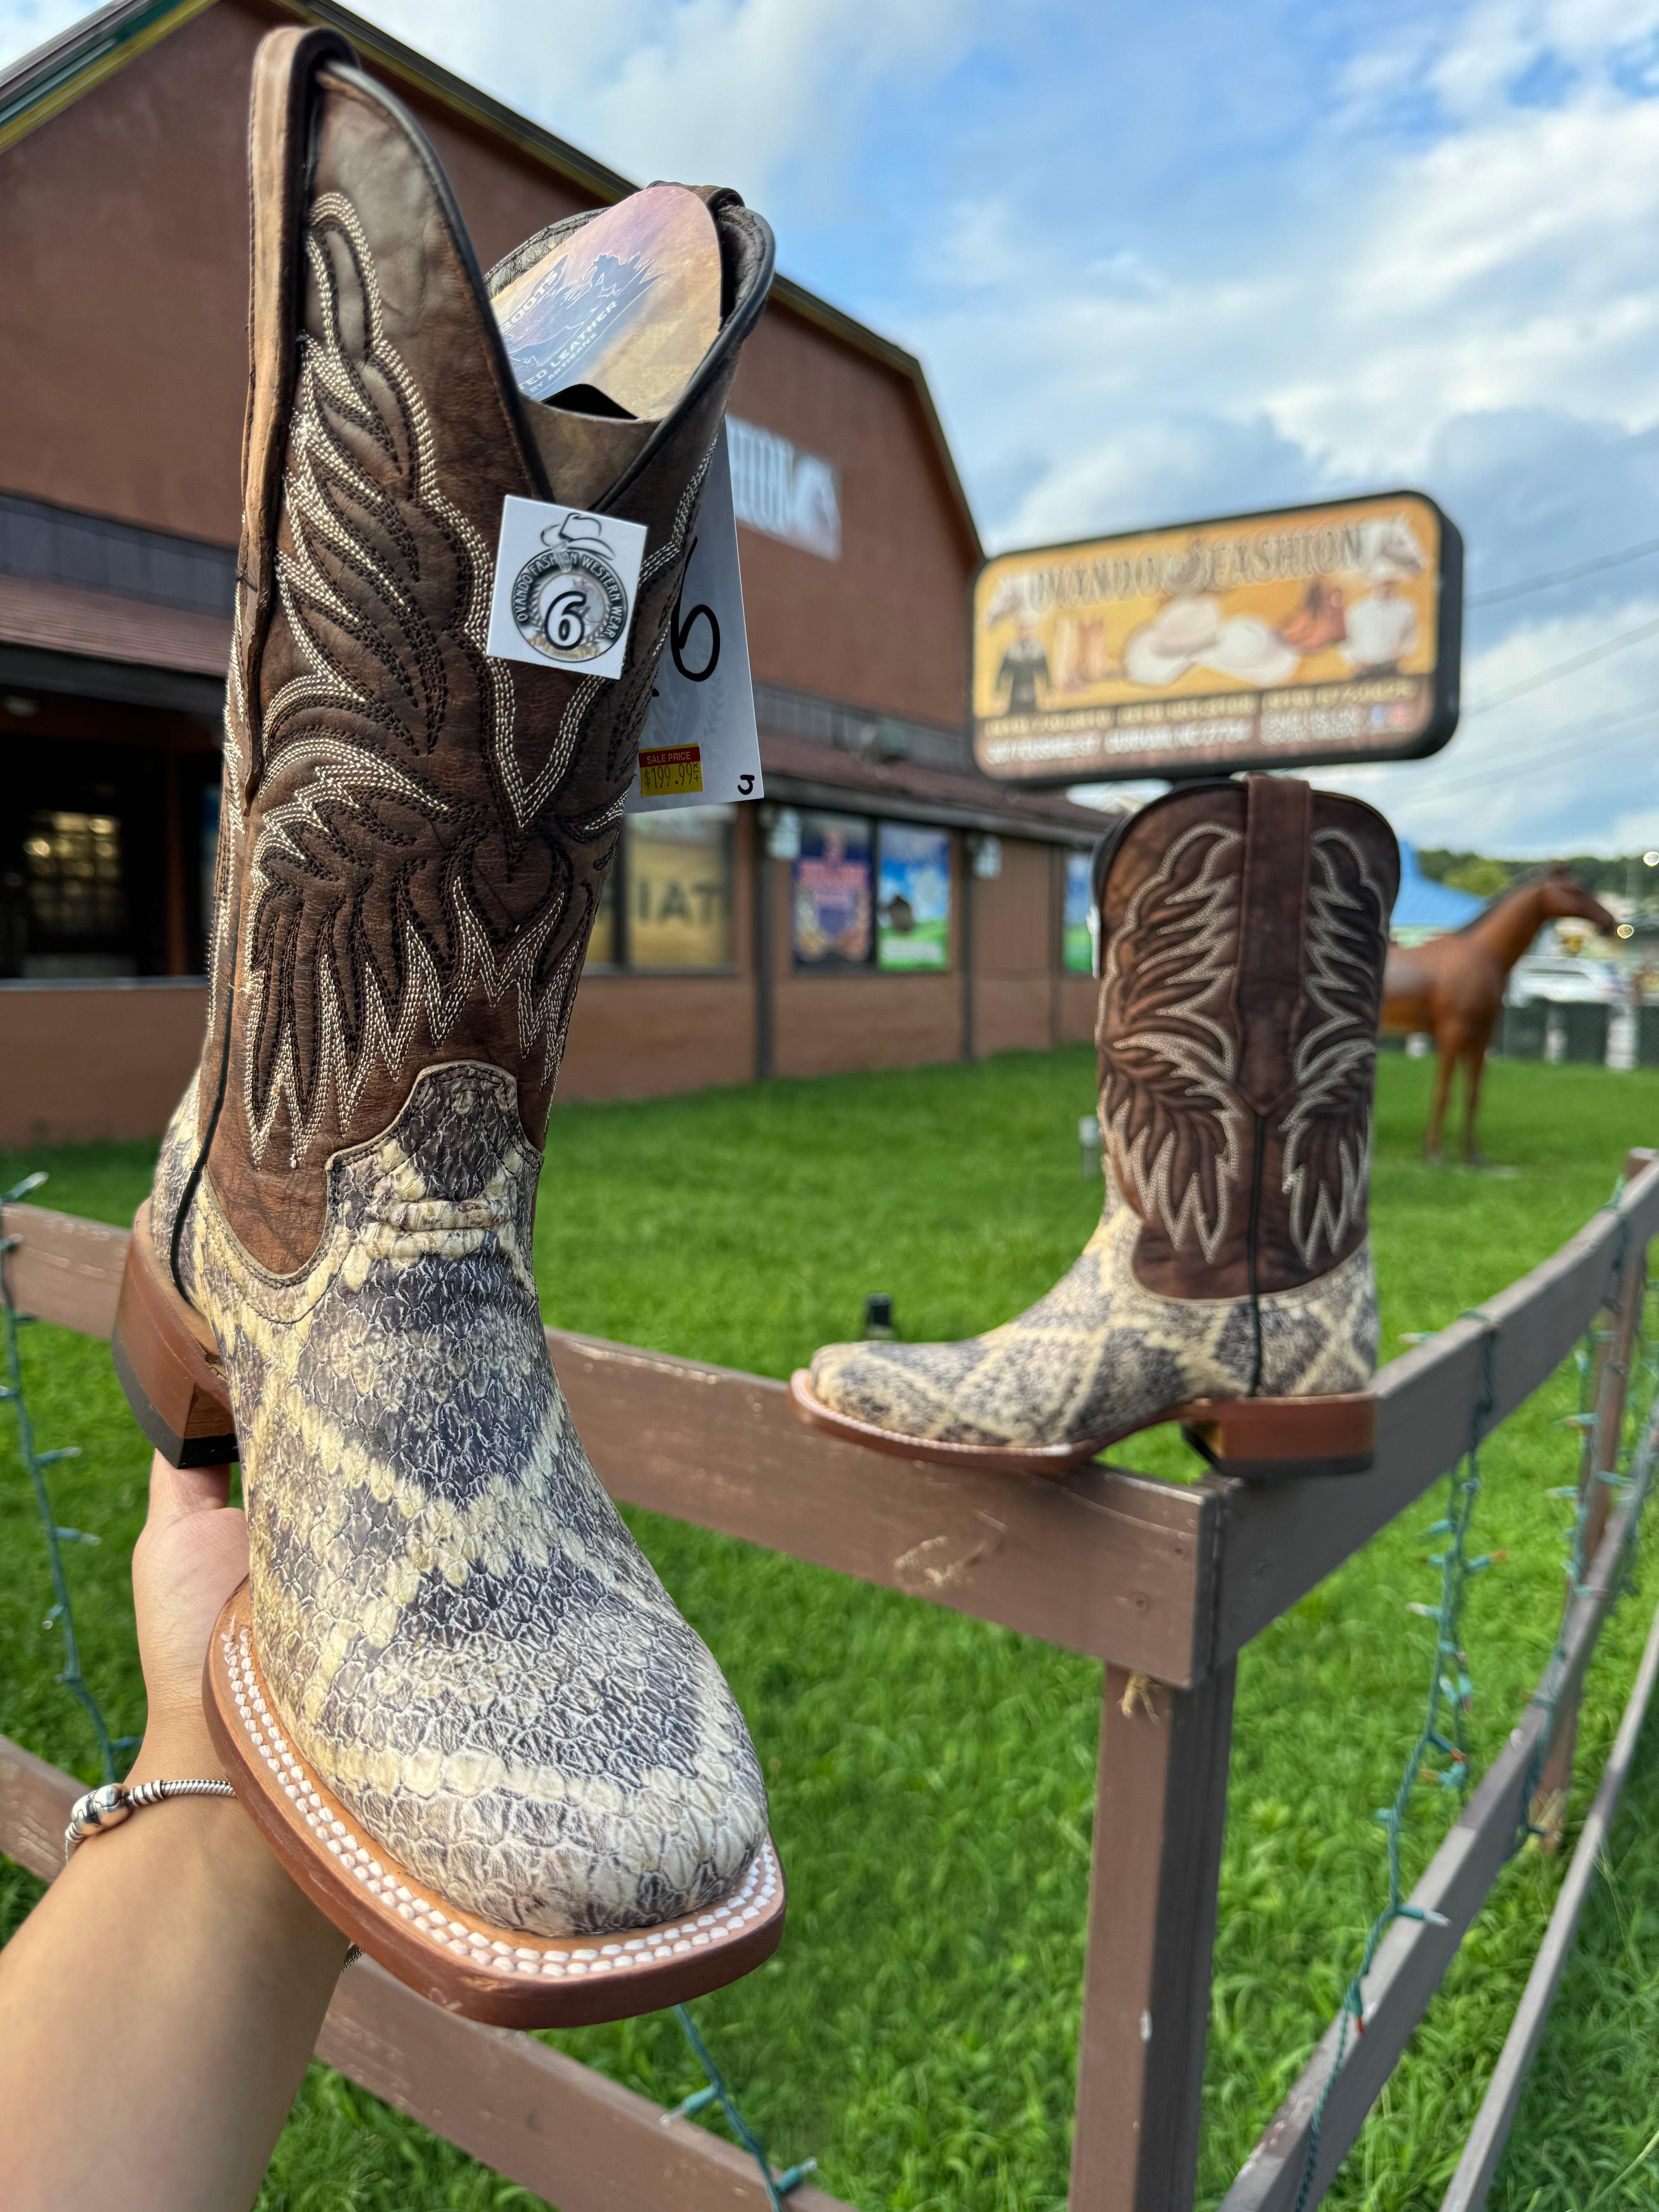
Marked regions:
[111,1201,237,1467]
[1174,1391,1375,1480]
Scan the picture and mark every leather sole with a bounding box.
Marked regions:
[110,1202,238,1467]
[788,1368,1376,1481]
[207,1583,786,2027]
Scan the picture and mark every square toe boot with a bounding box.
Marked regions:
[110,25,782,2022]
[794,776,1401,1479]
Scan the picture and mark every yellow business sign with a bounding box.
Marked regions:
[972,490,1462,784]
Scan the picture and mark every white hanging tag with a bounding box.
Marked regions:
[487,499,647,681]
[627,422,763,812]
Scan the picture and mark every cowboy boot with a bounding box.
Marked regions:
[109,26,782,2025]
[793,776,1400,1478]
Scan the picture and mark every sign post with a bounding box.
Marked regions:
[972,491,1462,786]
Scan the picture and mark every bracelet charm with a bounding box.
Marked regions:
[65,1778,235,1862]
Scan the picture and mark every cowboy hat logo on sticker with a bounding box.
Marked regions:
[487,497,648,681]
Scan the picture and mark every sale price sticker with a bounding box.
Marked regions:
[638,745,705,797]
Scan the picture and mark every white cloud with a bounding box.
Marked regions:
[919,79,1659,563]
[1311,595,1659,855]
[0,0,96,67]
[350,0,979,207]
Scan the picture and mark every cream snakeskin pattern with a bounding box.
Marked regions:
[809,1177,1379,1450]
[153,1063,766,1936]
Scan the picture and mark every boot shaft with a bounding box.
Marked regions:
[195,30,771,1274]
[1095,775,1399,1303]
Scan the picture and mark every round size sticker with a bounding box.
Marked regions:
[509,522,632,664]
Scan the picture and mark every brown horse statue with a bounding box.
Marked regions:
[1381,865,1617,1163]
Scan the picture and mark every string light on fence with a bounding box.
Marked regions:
[665,2004,816,2209]
[1291,1185,1659,2208]
[1295,1312,1500,2207]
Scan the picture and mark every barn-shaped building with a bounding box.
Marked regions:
[0,0,1102,1142]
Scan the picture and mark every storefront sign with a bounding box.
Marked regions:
[972,491,1462,785]
[729,416,841,561]
[877,825,951,969]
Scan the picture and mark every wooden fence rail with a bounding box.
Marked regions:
[1441,1586,1659,2212]
[0,1731,847,2212]
[2,1150,1657,2210]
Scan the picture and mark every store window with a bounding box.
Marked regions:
[22,810,132,976]
[792,809,873,968]
[876,824,951,970]
[629,805,735,968]
[1063,850,1096,974]
[586,861,620,967]
[201,785,221,944]
[580,805,735,972]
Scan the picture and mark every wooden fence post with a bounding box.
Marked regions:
[1532,1146,1655,1838]
[1069,1659,1237,2212]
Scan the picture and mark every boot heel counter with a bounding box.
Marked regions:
[112,1202,235,1468]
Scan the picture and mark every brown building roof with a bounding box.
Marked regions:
[0,0,980,566]
[758,732,1111,844]
[0,0,982,735]
[0,571,231,675]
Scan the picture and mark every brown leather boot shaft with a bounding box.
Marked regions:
[1095,775,1399,1304]
[188,33,770,1276]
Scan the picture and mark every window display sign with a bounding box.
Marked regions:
[877,825,951,970]
[792,810,872,967]
[627,806,734,968]
[729,416,841,560]
[1063,850,1094,974]
[972,491,1462,786]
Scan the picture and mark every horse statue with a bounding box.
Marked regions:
[1381,865,1617,1164]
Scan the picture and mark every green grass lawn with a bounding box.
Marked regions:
[3,1048,1659,2211]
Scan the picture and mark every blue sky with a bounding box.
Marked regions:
[6,0,1659,854]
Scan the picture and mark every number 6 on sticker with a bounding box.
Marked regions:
[487,498,648,682]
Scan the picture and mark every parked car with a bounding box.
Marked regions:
[1505,956,1622,1008]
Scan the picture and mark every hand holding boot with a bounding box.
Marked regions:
[0,1452,344,2212]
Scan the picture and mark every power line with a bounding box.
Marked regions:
[1463,613,1659,716]
[1468,535,1659,608]
[1407,703,1659,800]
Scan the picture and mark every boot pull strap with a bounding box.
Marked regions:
[237,24,354,803]
[1235,774,1310,1114]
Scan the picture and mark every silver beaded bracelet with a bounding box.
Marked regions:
[65,1778,235,1863]
[63,1778,364,1969]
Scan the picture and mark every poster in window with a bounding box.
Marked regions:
[1063,851,1095,974]
[792,811,872,967]
[627,805,734,968]
[877,824,951,970]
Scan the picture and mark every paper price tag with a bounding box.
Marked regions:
[627,423,763,813]
[486,498,647,682]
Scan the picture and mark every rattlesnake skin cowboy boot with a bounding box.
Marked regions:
[109,26,783,2024]
[793,776,1400,1479]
